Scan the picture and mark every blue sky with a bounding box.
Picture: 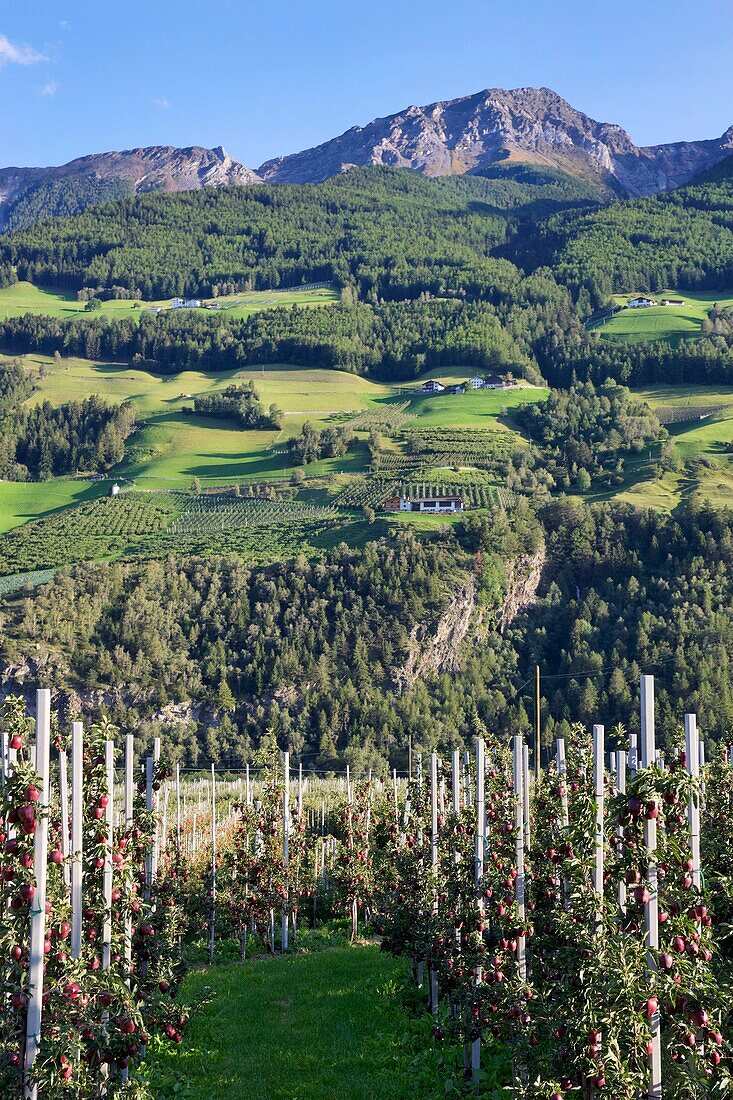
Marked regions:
[2,0,733,168]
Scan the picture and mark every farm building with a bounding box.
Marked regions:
[383,495,464,514]
[420,380,445,393]
[110,483,121,497]
[445,384,466,395]
[469,374,517,390]
[171,298,202,309]
[661,298,685,306]
[628,296,656,308]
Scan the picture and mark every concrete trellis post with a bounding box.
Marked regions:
[24,690,51,1100]
[282,752,290,951]
[151,737,161,881]
[684,714,701,893]
[429,753,439,1015]
[641,676,662,1100]
[175,763,181,851]
[71,721,84,960]
[451,749,460,815]
[617,750,627,913]
[124,733,134,973]
[629,733,638,775]
[556,738,570,907]
[522,741,531,851]
[471,737,485,1082]
[102,740,114,973]
[58,747,71,889]
[592,725,604,920]
[209,764,217,964]
[513,735,527,983]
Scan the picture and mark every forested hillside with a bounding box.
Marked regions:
[517,176,733,307]
[0,169,557,300]
[3,500,732,767]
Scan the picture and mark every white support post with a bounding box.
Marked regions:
[175,763,181,851]
[102,740,114,973]
[145,757,154,898]
[513,736,527,983]
[629,733,638,775]
[698,739,706,797]
[451,749,460,814]
[124,733,134,974]
[151,737,161,882]
[298,762,303,816]
[471,737,485,1082]
[209,764,216,964]
[24,690,51,1100]
[429,753,439,1015]
[592,725,605,920]
[71,721,84,960]
[684,715,701,893]
[522,741,531,851]
[246,762,251,805]
[58,748,70,890]
[556,738,570,907]
[617,750,627,913]
[282,752,290,951]
[640,675,662,1100]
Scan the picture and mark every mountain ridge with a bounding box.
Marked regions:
[1,87,732,229]
[257,86,733,197]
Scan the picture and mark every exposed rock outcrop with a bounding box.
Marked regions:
[258,86,733,198]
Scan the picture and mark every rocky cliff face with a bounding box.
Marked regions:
[257,87,733,198]
[2,90,731,223]
[0,145,262,222]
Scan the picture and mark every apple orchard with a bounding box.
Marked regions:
[1,676,732,1098]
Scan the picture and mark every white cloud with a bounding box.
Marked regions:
[40,80,58,97]
[152,97,171,109]
[0,33,47,69]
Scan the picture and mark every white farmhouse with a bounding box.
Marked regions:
[469,377,485,389]
[384,495,464,514]
[420,380,445,394]
[628,296,656,308]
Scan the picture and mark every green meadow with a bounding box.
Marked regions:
[585,385,733,511]
[0,354,540,531]
[0,479,108,535]
[0,281,339,321]
[144,940,447,1100]
[588,289,733,345]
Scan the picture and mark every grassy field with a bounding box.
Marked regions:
[4,354,537,496]
[144,943,446,1100]
[0,479,108,535]
[579,385,733,510]
[0,281,339,321]
[588,290,733,345]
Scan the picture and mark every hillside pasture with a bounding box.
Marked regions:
[588,289,733,345]
[0,281,339,321]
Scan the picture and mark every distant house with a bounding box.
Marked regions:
[146,306,162,314]
[420,380,445,394]
[171,298,202,309]
[110,483,121,497]
[469,374,516,390]
[661,298,685,306]
[445,384,465,395]
[628,296,656,308]
[384,495,464,514]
